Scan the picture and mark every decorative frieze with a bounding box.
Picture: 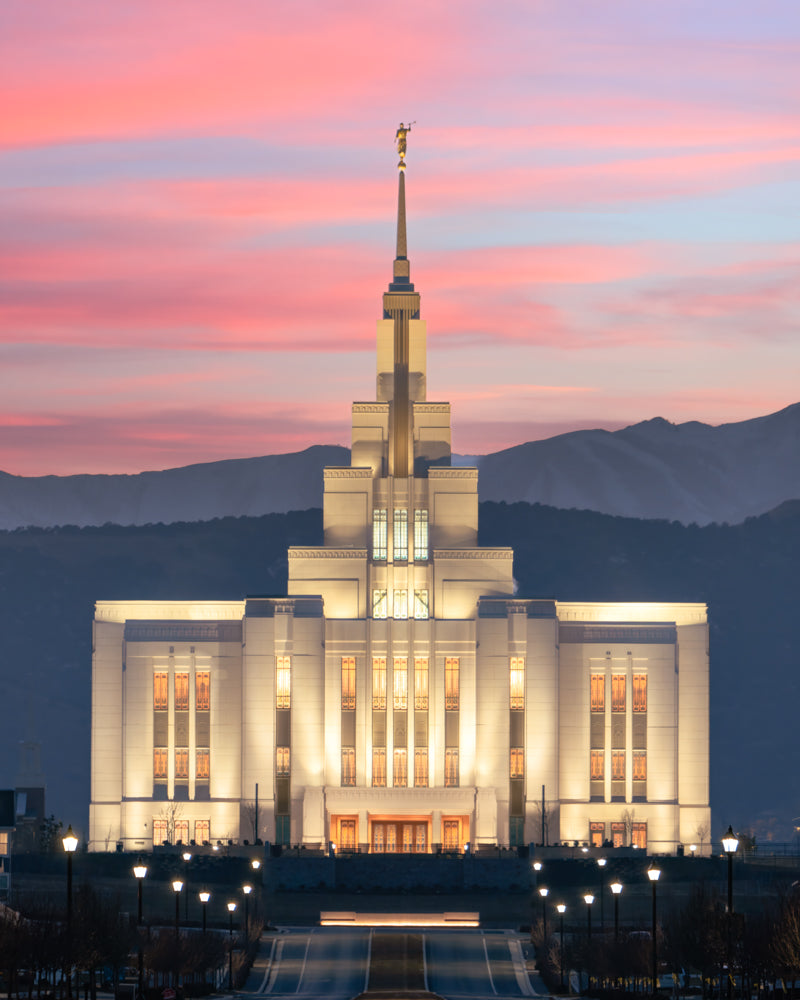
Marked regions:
[559,624,677,644]
[288,548,368,559]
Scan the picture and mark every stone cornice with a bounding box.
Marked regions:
[352,402,390,413]
[288,548,368,559]
[412,403,450,413]
[324,467,373,479]
[95,600,245,623]
[323,786,477,808]
[428,468,478,479]
[434,548,513,560]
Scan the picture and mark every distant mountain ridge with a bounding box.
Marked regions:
[0,404,798,529]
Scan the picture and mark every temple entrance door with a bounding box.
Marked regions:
[371,821,428,853]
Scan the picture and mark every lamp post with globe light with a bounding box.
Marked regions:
[538,886,549,941]
[172,879,183,987]
[597,857,607,932]
[133,861,148,998]
[243,883,253,938]
[181,851,192,920]
[610,881,623,942]
[227,902,237,990]
[557,904,566,993]
[62,826,78,1000]
[647,865,662,993]
[722,826,739,1000]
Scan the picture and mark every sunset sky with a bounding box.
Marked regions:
[2,1,799,476]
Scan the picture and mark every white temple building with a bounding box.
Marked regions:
[90,134,710,855]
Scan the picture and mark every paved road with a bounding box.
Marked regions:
[247,927,543,1000]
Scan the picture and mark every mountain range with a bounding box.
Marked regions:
[1,403,798,529]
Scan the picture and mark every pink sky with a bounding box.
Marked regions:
[1,0,799,475]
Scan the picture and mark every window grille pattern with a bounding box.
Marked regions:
[510,657,525,710]
[393,658,408,710]
[341,656,356,710]
[393,589,408,619]
[612,674,626,712]
[394,748,408,786]
[590,749,604,780]
[175,747,189,779]
[372,589,388,619]
[154,671,168,710]
[633,750,647,780]
[632,822,647,849]
[196,748,210,779]
[633,673,647,712]
[195,819,210,844]
[276,655,291,709]
[414,658,429,709]
[372,748,386,787]
[414,509,429,560]
[277,746,290,775]
[195,671,210,711]
[413,589,429,619]
[341,747,356,786]
[372,657,386,710]
[175,673,189,711]
[611,750,625,780]
[414,747,428,787]
[510,747,524,778]
[393,509,408,561]
[445,657,460,710]
[590,673,605,712]
[153,818,169,845]
[445,748,459,787]
[373,509,388,560]
[154,747,168,779]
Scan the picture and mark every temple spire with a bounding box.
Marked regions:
[390,123,414,292]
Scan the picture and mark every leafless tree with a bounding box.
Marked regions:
[241,800,266,844]
[621,808,636,846]
[158,803,183,845]
[530,799,558,846]
[695,819,710,854]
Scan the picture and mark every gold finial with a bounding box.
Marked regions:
[395,122,414,170]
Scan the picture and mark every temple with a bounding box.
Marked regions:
[89,133,710,854]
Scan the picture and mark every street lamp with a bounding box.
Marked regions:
[533,860,543,872]
[597,858,607,932]
[538,886,549,940]
[722,826,739,1000]
[172,879,183,988]
[583,893,594,940]
[227,902,237,991]
[610,881,623,941]
[556,904,566,993]
[133,861,148,999]
[199,890,211,934]
[647,865,662,994]
[62,826,78,1000]
[243,883,253,936]
[182,851,192,921]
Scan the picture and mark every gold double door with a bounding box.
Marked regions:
[371,820,429,853]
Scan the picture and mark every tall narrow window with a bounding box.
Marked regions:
[175,672,189,711]
[393,658,408,710]
[590,750,604,780]
[372,748,386,787]
[445,657,460,710]
[175,820,189,844]
[632,822,647,849]
[611,750,625,780]
[276,655,291,709]
[445,748,459,787]
[510,747,524,778]
[633,674,647,712]
[195,671,210,711]
[372,589,388,619]
[154,671,168,710]
[276,746,290,775]
[414,748,428,787]
[393,508,408,561]
[341,747,356,786]
[196,748,210,779]
[633,750,647,780]
[153,747,168,780]
[373,509,388,561]
[393,590,408,619]
[394,748,408,787]
[372,656,386,710]
[341,656,356,710]
[414,658,429,709]
[414,509,429,561]
[413,589,429,619]
[510,657,525,710]
[612,674,626,712]
[153,818,168,845]
[195,819,210,844]
[175,748,189,779]
[590,673,605,712]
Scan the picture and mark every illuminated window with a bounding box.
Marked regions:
[393,509,408,561]
[414,748,428,787]
[341,747,356,786]
[175,672,189,711]
[611,750,625,780]
[632,822,647,849]
[372,589,388,619]
[0,832,7,855]
[633,750,647,780]
[393,589,408,619]
[510,747,524,778]
[372,748,386,787]
[414,658,429,709]
[611,822,625,848]
[276,655,291,709]
[510,657,525,710]
[154,671,168,711]
[590,673,605,712]
[394,748,408,786]
[413,589,429,619]
[393,658,408,710]
[195,670,210,711]
[372,657,386,710]
[277,746,290,776]
[195,819,210,844]
[612,674,626,713]
[445,748,459,787]
[153,747,168,780]
[373,509,388,561]
[341,656,356,710]
[414,509,429,561]
[175,748,189,779]
[633,673,647,712]
[196,748,210,779]
[590,750,604,780]
[339,819,356,850]
[443,820,460,851]
[175,820,189,845]
[153,818,168,845]
[590,822,605,848]
[445,657,460,710]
